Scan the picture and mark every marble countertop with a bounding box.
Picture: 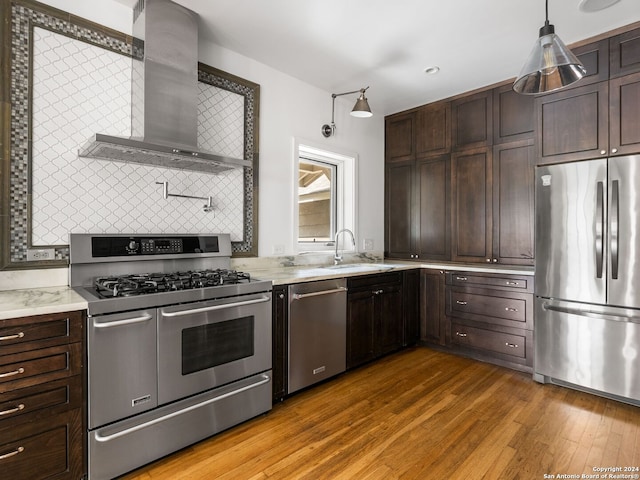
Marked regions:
[0,261,533,319]
[0,286,88,321]
[248,261,534,285]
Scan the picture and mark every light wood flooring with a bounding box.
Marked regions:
[121,347,640,479]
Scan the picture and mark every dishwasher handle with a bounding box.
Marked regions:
[291,287,348,301]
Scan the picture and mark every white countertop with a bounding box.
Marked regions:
[0,286,87,320]
[0,262,533,319]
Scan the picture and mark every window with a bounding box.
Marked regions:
[295,143,356,252]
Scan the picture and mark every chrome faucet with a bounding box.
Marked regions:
[334,229,356,265]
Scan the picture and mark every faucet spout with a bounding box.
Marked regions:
[334,229,356,265]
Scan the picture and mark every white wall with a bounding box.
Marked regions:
[35,0,385,258]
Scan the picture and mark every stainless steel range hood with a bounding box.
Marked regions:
[78,0,250,174]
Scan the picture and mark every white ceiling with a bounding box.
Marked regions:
[113,0,640,116]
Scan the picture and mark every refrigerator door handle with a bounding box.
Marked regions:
[595,181,604,279]
[610,180,619,280]
[542,301,640,325]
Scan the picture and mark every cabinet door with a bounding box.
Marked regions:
[571,39,610,86]
[385,161,415,259]
[492,140,535,265]
[271,285,287,402]
[416,101,450,158]
[416,155,450,260]
[376,284,403,356]
[493,84,534,144]
[402,270,420,346]
[451,148,492,263]
[610,27,640,78]
[610,71,640,156]
[385,113,414,163]
[420,269,446,346]
[536,81,609,164]
[346,291,376,369]
[452,90,493,150]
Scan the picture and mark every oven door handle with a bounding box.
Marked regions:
[93,314,153,329]
[160,295,271,317]
[93,373,271,442]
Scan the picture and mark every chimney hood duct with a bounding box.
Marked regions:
[78,0,250,174]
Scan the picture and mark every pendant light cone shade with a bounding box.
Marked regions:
[513,1,586,95]
[350,92,372,118]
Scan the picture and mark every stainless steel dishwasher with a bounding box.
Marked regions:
[288,278,347,394]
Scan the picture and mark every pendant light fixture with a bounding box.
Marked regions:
[513,0,586,95]
[322,86,372,137]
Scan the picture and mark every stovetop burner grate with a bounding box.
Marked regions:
[94,269,252,298]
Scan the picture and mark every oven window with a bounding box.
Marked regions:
[181,316,254,375]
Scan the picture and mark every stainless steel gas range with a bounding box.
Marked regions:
[69,233,272,480]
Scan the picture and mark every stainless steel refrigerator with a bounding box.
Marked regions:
[535,155,640,405]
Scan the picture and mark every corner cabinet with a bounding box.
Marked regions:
[346,272,404,369]
[0,310,85,480]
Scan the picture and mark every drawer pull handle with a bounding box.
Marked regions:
[505,342,519,348]
[505,281,519,286]
[0,332,24,342]
[0,446,24,461]
[0,367,25,379]
[456,332,468,337]
[456,300,468,305]
[505,307,518,312]
[372,289,384,295]
[456,276,468,281]
[0,404,25,416]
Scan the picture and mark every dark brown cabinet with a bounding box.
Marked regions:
[451,147,492,263]
[271,285,287,402]
[492,140,535,265]
[416,101,450,158]
[385,112,415,163]
[402,269,420,347]
[385,155,450,261]
[609,71,640,156]
[572,39,610,86]
[536,81,609,164]
[452,90,493,150]
[347,273,404,369]
[493,84,534,144]
[610,27,640,78]
[420,269,446,346]
[446,272,534,372]
[0,310,85,480]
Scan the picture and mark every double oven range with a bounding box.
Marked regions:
[69,234,272,480]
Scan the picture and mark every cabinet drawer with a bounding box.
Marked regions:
[347,272,402,290]
[0,408,82,480]
[0,376,81,427]
[0,311,83,356]
[0,343,81,393]
[451,323,525,359]
[448,272,532,291]
[449,291,526,323]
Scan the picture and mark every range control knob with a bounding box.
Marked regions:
[127,240,138,253]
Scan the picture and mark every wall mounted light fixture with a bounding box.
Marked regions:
[322,86,372,138]
[513,0,586,95]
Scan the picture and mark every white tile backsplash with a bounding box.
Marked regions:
[30,27,246,246]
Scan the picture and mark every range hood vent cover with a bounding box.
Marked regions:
[78,0,250,174]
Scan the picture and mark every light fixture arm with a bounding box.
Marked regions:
[322,86,370,137]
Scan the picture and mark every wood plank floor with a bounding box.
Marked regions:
[121,347,640,479]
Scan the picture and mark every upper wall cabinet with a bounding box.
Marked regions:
[572,39,610,86]
[610,27,640,78]
[610,72,640,155]
[452,90,493,150]
[492,84,534,144]
[385,112,415,163]
[416,101,451,158]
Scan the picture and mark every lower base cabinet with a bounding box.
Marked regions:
[445,271,534,372]
[347,272,405,369]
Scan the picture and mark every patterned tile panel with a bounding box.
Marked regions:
[7,3,257,263]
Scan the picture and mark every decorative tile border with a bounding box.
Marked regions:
[3,1,259,267]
